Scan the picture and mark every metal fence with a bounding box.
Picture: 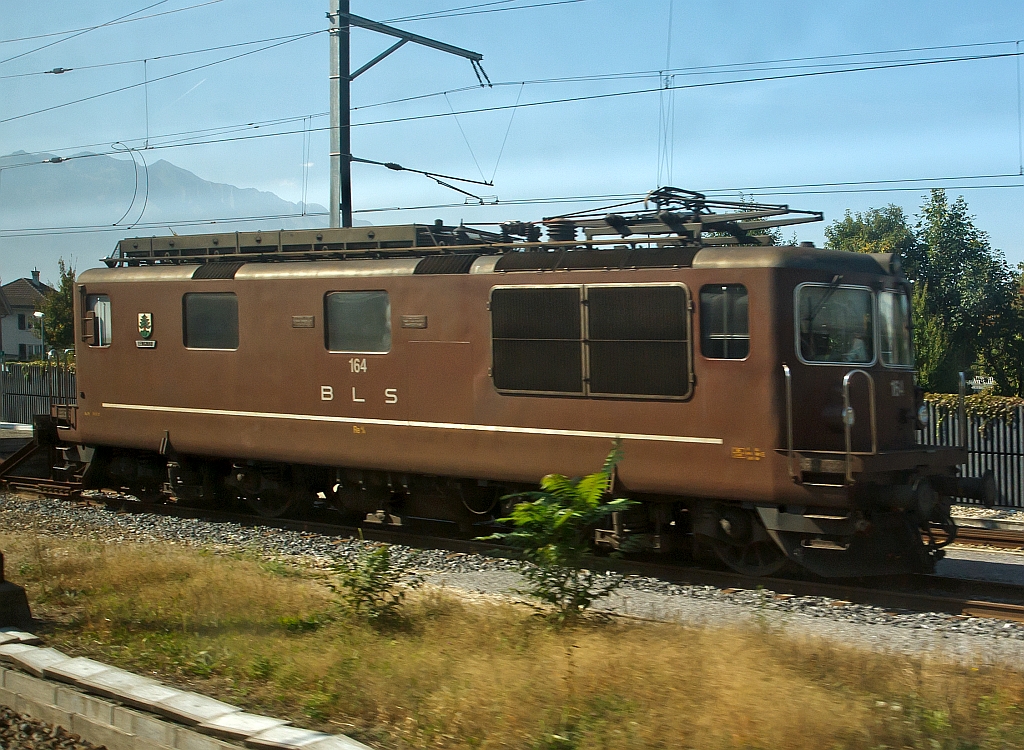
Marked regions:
[0,363,76,426]
[917,402,1024,507]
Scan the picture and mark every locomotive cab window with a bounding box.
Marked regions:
[700,285,749,359]
[878,289,914,368]
[85,294,112,347]
[325,291,391,353]
[183,292,238,350]
[796,284,873,365]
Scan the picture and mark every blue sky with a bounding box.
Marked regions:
[1,0,1023,280]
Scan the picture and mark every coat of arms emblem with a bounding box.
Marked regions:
[138,313,153,339]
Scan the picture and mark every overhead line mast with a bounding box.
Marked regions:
[328,1,488,228]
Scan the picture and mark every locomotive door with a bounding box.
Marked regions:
[792,282,879,461]
[842,369,876,456]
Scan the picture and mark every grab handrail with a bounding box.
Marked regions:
[842,369,877,483]
[782,364,798,480]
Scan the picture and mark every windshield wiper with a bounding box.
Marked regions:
[807,274,843,324]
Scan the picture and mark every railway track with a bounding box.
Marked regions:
[5,455,1024,625]
[10,488,1023,626]
[951,524,1024,551]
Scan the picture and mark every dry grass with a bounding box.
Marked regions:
[2,532,1024,750]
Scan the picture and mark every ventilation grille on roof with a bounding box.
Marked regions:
[192,261,245,280]
[494,247,699,272]
[414,255,479,275]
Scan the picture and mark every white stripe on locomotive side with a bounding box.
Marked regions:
[99,402,724,445]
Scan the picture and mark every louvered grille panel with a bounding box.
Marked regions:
[589,342,688,396]
[588,286,687,340]
[491,287,580,339]
[489,284,690,399]
[493,340,583,393]
[491,287,582,393]
[587,285,690,398]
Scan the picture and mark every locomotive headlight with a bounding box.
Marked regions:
[917,404,929,427]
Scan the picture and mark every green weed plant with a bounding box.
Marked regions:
[483,442,636,626]
[329,544,422,623]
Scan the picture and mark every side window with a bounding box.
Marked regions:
[183,292,238,350]
[700,285,749,359]
[878,290,913,367]
[17,314,25,331]
[86,294,112,347]
[491,287,583,393]
[587,285,691,397]
[325,291,391,353]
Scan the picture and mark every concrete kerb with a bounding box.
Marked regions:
[0,643,373,750]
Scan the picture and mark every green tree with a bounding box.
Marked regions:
[824,205,921,275]
[824,192,1022,394]
[915,190,1019,393]
[910,284,949,392]
[37,258,76,351]
[481,443,636,626]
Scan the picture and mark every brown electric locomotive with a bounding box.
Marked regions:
[46,189,991,577]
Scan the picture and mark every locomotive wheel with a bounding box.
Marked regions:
[708,536,788,577]
[244,488,303,518]
[697,504,789,577]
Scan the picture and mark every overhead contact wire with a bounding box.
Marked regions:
[0,31,325,126]
[0,0,179,67]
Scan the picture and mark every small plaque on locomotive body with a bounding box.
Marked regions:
[292,315,315,328]
[136,340,157,348]
[401,315,428,329]
[137,313,153,339]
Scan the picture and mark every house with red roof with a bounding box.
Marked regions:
[0,270,54,360]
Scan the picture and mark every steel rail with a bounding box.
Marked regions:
[951,525,1024,550]
[8,487,1024,624]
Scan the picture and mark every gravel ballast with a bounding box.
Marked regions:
[4,494,1024,667]
[0,705,100,750]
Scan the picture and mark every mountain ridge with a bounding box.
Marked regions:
[0,150,333,280]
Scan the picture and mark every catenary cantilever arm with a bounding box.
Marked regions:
[342,12,483,61]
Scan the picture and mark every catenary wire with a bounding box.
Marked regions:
[4,178,1024,239]
[5,47,1014,184]
[7,39,1018,159]
[0,211,330,238]
[348,183,1024,215]
[352,39,1024,112]
[45,49,1011,155]
[0,31,323,81]
[0,0,172,68]
[385,0,519,22]
[0,31,325,126]
[384,0,590,23]
[1,36,1021,233]
[0,0,224,46]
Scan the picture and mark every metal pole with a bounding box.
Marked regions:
[958,372,968,448]
[329,0,352,228]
